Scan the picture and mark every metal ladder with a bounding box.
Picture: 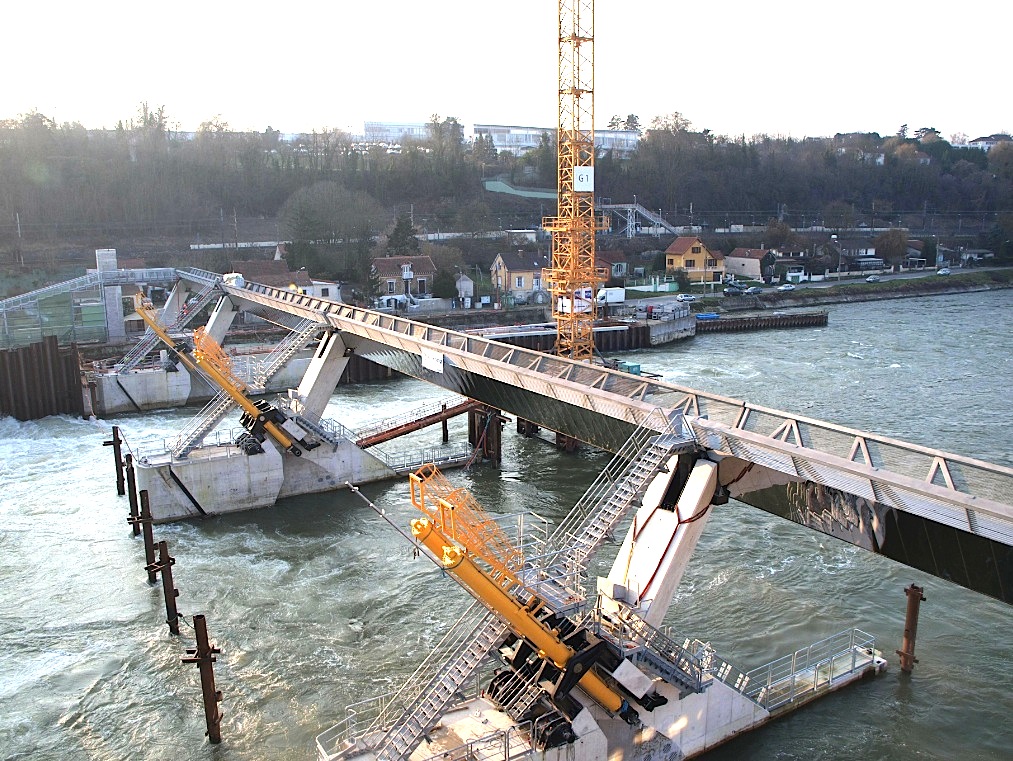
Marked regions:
[371,608,508,761]
[547,416,695,574]
[171,391,236,458]
[248,318,323,391]
[169,319,323,458]
[115,281,221,372]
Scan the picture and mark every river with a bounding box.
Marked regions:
[1,289,1010,760]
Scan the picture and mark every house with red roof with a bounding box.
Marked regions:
[725,248,770,281]
[371,255,438,296]
[663,237,724,282]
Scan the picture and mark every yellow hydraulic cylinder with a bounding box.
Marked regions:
[133,293,300,454]
[411,517,624,714]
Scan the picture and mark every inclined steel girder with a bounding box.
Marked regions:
[220,281,1013,603]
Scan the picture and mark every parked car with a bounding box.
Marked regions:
[937,268,951,275]
[723,285,746,296]
[776,283,795,292]
[676,293,696,302]
[865,275,881,283]
[745,286,763,295]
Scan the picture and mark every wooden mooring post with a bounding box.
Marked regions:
[103,425,126,496]
[125,453,140,536]
[128,490,158,584]
[897,583,925,673]
[182,615,223,744]
[146,540,181,635]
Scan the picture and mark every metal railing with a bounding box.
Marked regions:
[352,395,470,442]
[741,628,877,711]
[133,426,250,464]
[371,443,473,473]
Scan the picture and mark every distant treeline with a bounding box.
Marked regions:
[2,108,1011,252]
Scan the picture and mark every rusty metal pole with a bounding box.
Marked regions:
[146,540,181,635]
[441,403,449,443]
[897,583,925,673]
[139,490,157,584]
[125,454,140,536]
[182,615,223,744]
[103,425,125,495]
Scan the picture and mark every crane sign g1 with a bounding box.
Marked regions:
[573,166,594,192]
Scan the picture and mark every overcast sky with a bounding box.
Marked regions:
[5,1,1007,141]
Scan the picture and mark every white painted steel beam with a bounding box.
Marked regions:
[219,281,1013,547]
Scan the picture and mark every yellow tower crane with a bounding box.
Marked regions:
[543,0,609,362]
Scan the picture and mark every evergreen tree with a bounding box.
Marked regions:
[386,214,421,256]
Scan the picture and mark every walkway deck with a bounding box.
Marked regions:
[173,270,1013,604]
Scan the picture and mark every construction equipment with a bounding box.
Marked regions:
[132,291,316,457]
[543,0,609,362]
[407,467,644,725]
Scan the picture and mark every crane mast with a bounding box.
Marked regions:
[543,0,608,362]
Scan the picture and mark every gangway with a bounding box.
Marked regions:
[599,202,681,237]
[219,278,1013,604]
[355,396,483,448]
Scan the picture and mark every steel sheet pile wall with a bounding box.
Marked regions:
[0,335,84,420]
[695,312,828,333]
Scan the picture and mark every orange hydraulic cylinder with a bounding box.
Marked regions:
[411,517,623,713]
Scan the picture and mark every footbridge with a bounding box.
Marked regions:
[174,268,1013,604]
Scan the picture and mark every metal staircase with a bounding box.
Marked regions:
[590,607,706,694]
[248,318,324,391]
[488,666,547,722]
[171,391,236,458]
[598,202,681,238]
[115,280,221,372]
[167,319,324,458]
[289,414,349,449]
[370,607,509,761]
[546,411,695,574]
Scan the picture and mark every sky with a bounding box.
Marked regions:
[4,1,1007,141]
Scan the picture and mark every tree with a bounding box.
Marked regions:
[623,114,641,134]
[386,214,421,256]
[823,200,856,232]
[764,218,793,249]
[649,112,692,133]
[431,268,457,298]
[672,268,691,292]
[873,229,908,266]
[607,114,623,130]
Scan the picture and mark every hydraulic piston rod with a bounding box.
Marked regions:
[411,516,636,721]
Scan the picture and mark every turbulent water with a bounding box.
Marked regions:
[1,289,1010,761]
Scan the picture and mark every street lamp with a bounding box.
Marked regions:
[831,234,840,281]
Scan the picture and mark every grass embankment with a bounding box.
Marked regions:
[768,269,1013,307]
[629,269,1013,312]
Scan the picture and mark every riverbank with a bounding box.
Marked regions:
[695,269,1013,313]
